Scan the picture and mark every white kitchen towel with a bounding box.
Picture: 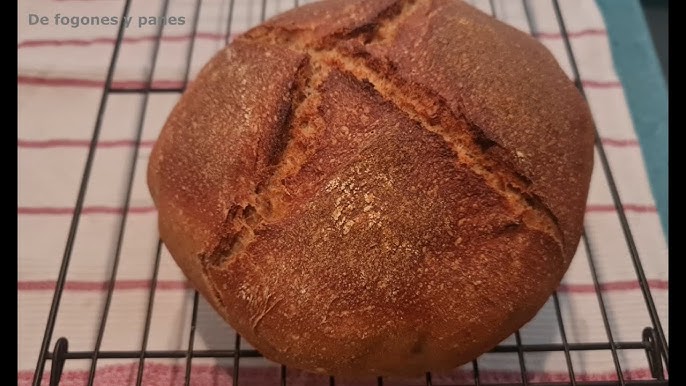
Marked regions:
[18,0,668,384]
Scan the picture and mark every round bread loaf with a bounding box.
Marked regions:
[147,0,595,378]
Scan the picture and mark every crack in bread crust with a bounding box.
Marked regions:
[325,54,564,251]
[315,49,563,246]
[225,0,565,258]
[201,57,315,266]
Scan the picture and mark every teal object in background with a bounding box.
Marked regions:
[596,0,668,238]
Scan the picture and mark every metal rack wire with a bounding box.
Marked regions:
[29,0,668,385]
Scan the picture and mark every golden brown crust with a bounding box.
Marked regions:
[147,0,594,378]
[260,0,400,40]
[147,39,308,306]
[368,0,595,264]
[208,70,564,376]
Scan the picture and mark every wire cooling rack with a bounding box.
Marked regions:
[27,0,668,385]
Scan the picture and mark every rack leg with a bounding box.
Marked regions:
[49,337,69,386]
[643,327,665,380]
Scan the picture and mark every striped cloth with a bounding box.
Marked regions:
[18,0,668,384]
